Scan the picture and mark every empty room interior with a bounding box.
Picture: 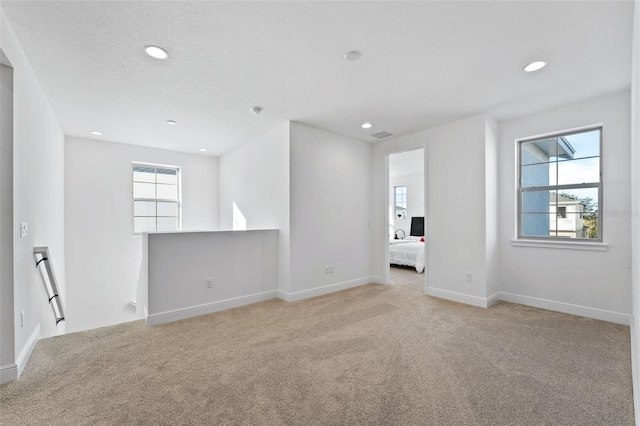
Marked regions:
[2,1,640,424]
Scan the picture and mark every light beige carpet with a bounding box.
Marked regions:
[0,281,633,425]
[389,265,424,287]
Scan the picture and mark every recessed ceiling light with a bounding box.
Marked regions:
[144,45,169,60]
[523,60,547,72]
[361,122,372,129]
[166,120,177,125]
[345,50,362,61]
[90,131,103,136]
[198,148,207,152]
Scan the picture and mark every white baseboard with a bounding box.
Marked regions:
[14,323,40,379]
[487,292,500,307]
[426,287,630,325]
[630,316,640,426]
[278,277,374,303]
[498,292,630,325]
[1,324,42,384]
[147,278,376,326]
[146,290,279,326]
[426,287,492,308]
[0,363,17,384]
[371,276,385,285]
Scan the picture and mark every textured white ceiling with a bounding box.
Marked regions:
[0,1,634,156]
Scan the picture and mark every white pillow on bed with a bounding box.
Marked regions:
[404,236,422,241]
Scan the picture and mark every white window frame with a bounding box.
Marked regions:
[132,162,182,235]
[394,185,407,219]
[516,125,603,243]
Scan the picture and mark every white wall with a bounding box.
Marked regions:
[31,80,66,342]
[220,121,373,298]
[1,10,66,383]
[219,122,290,291]
[288,122,373,295]
[390,172,424,237]
[485,115,500,298]
[373,114,494,303]
[498,91,632,318]
[426,115,491,301]
[65,137,218,333]
[145,230,278,325]
[629,0,640,419]
[0,60,15,374]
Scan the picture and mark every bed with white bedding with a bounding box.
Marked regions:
[389,236,425,273]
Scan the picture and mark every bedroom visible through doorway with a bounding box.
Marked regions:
[387,148,426,290]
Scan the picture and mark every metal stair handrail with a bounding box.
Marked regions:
[33,247,65,324]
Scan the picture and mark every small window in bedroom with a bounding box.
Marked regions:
[394,186,407,219]
[132,163,181,234]
[518,126,601,241]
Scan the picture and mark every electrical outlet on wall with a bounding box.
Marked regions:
[466,273,473,282]
[19,222,28,238]
[20,311,24,327]
[205,278,213,289]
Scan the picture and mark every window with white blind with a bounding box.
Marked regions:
[132,163,180,233]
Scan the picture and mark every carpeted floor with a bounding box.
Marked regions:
[0,279,634,425]
[389,265,424,287]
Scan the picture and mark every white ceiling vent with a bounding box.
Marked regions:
[371,131,394,139]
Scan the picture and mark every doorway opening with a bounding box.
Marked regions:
[386,148,427,291]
